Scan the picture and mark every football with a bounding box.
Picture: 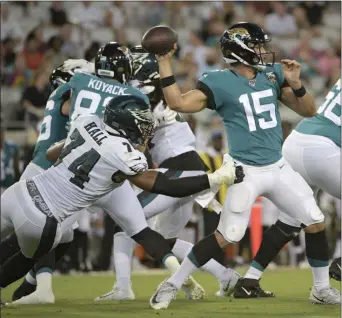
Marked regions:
[141,25,178,55]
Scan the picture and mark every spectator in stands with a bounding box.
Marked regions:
[60,23,78,59]
[265,2,298,38]
[291,30,322,60]
[6,55,33,89]
[20,33,45,72]
[1,38,17,69]
[70,2,105,30]
[49,1,68,27]
[45,35,67,68]
[0,3,23,47]
[105,2,125,43]
[318,47,341,79]
[21,70,50,124]
[296,49,320,81]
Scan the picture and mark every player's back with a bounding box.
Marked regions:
[66,72,149,121]
[32,114,147,222]
[32,85,70,170]
[198,63,284,166]
[296,79,341,147]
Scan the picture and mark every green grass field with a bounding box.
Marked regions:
[1,268,340,318]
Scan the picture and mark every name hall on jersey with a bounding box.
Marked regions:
[84,122,108,145]
[88,79,129,95]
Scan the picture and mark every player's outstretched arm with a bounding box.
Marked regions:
[279,59,316,117]
[128,161,244,198]
[46,139,65,163]
[156,44,208,113]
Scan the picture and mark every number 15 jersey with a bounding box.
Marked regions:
[197,63,285,166]
[32,115,148,222]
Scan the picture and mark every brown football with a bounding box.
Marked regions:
[141,25,178,55]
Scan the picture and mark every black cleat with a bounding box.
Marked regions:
[12,279,36,301]
[233,278,275,298]
[329,257,341,282]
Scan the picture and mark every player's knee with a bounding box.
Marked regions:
[219,223,247,244]
[305,205,325,227]
[60,229,74,244]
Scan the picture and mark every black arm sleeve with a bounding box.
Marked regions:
[150,172,210,197]
[196,81,216,110]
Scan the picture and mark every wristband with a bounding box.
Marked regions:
[292,85,306,98]
[160,75,176,88]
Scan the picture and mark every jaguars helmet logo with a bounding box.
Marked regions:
[227,28,250,41]
[266,72,277,84]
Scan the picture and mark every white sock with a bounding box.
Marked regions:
[172,239,227,280]
[163,255,181,275]
[312,266,330,291]
[113,232,135,288]
[35,271,52,293]
[244,261,264,280]
[26,270,37,285]
[167,257,198,289]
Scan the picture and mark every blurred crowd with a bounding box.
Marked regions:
[1,1,341,271]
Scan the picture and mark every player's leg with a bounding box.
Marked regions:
[265,162,340,305]
[150,175,261,309]
[283,132,341,199]
[234,212,301,298]
[96,181,204,299]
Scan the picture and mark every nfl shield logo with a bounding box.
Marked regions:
[249,80,256,87]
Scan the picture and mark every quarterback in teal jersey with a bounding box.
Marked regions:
[150,22,339,308]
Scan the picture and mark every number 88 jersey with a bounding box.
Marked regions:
[296,79,341,147]
[197,63,285,166]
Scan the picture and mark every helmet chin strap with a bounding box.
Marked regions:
[223,53,266,71]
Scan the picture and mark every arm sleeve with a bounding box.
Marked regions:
[151,172,210,197]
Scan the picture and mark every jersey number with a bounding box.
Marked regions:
[36,100,55,142]
[55,129,100,189]
[239,89,277,132]
[317,90,341,126]
[72,90,113,121]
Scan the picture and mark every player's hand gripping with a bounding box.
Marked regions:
[281,59,302,89]
[153,102,177,127]
[61,59,95,74]
[155,43,177,63]
[207,156,245,187]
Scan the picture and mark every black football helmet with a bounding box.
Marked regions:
[130,45,164,108]
[50,65,74,91]
[220,22,275,69]
[95,42,133,84]
[103,95,154,146]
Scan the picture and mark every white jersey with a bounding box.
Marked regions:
[150,120,196,166]
[33,115,147,222]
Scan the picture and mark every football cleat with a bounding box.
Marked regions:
[233,278,275,298]
[12,279,36,301]
[94,284,135,301]
[150,279,178,310]
[215,270,241,297]
[181,276,205,300]
[11,290,55,305]
[309,286,340,305]
[329,257,341,281]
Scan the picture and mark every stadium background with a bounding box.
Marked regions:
[1,1,341,272]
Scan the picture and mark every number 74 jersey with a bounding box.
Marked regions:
[197,63,285,166]
[32,115,148,222]
[296,79,341,147]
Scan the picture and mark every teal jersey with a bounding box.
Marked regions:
[64,72,150,120]
[198,63,285,166]
[32,85,70,170]
[1,140,19,188]
[296,79,341,147]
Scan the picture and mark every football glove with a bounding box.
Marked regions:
[153,101,177,127]
[61,59,95,74]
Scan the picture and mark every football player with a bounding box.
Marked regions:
[2,43,241,305]
[235,79,341,301]
[95,47,241,301]
[149,22,339,309]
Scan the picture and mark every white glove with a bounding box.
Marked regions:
[207,158,236,187]
[61,59,95,74]
[153,102,177,127]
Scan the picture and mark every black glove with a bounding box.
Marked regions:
[234,166,245,184]
[329,257,341,281]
